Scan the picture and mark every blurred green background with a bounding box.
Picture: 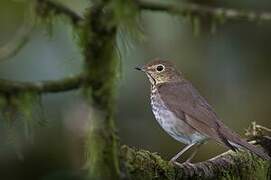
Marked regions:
[0,0,271,179]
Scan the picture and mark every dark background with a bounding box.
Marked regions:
[0,0,271,179]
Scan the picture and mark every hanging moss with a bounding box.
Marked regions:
[110,0,138,26]
[3,95,19,125]
[210,19,217,34]
[0,91,44,159]
[0,91,43,142]
[35,0,82,25]
[35,0,84,38]
[215,12,227,25]
[0,94,23,159]
[114,0,144,64]
[0,94,7,114]
[16,91,41,141]
[78,1,121,179]
[111,0,143,39]
[76,0,145,179]
[192,15,201,36]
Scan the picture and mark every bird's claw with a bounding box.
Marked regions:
[169,160,182,167]
[169,160,194,167]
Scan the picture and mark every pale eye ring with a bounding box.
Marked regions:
[156,64,165,72]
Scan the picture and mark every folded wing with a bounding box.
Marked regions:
[158,81,270,160]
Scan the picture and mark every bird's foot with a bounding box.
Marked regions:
[169,160,194,167]
[183,161,194,167]
[184,158,193,165]
[169,160,182,167]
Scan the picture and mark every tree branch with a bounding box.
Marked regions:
[0,74,85,94]
[120,123,271,180]
[0,2,35,61]
[36,0,84,24]
[0,0,86,94]
[137,0,271,22]
[121,135,271,179]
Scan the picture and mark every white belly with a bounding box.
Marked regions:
[150,89,206,144]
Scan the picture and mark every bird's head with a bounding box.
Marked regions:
[135,59,183,85]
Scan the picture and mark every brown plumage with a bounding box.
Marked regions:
[136,59,270,162]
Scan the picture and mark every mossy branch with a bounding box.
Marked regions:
[0,1,35,61]
[0,74,85,94]
[121,134,271,180]
[36,0,271,23]
[36,0,84,25]
[137,0,271,22]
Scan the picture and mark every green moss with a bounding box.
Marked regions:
[0,94,7,112]
[192,16,201,37]
[211,20,217,34]
[78,1,124,179]
[121,146,177,180]
[111,0,142,39]
[121,146,271,180]
[215,12,227,25]
[35,0,83,38]
[16,91,41,141]
[0,91,42,143]
[0,92,41,159]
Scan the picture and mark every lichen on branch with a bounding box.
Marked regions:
[79,1,121,179]
[0,74,85,94]
[35,0,83,25]
[120,142,271,180]
[137,0,271,22]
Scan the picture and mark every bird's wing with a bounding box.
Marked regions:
[157,81,235,148]
[157,81,271,160]
[157,81,221,129]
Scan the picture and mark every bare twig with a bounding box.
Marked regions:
[137,0,271,22]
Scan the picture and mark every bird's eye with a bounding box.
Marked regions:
[156,65,165,72]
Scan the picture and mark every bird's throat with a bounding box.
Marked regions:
[146,73,156,85]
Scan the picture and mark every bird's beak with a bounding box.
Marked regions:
[135,66,144,71]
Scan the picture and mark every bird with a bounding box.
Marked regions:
[135,59,270,164]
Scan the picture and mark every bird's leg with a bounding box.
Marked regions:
[170,143,196,164]
[185,147,199,163]
[185,141,204,163]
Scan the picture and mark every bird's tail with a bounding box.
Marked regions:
[220,126,270,161]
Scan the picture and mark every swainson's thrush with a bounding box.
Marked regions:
[136,59,270,164]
